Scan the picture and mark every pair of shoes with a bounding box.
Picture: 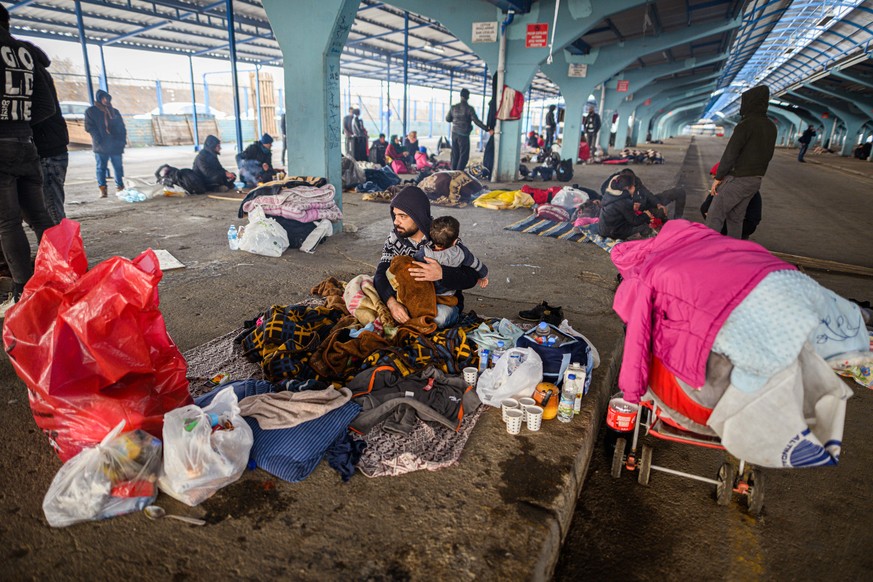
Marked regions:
[0,292,15,319]
[98,185,108,198]
[798,159,806,163]
[518,301,564,325]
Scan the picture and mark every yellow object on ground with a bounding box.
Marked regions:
[473,189,534,210]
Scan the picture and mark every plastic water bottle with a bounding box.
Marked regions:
[507,351,522,375]
[227,225,239,250]
[535,321,550,344]
[557,374,576,423]
[546,336,557,347]
[491,340,506,367]
[478,348,490,373]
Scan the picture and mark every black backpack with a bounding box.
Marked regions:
[555,159,574,182]
[155,164,207,194]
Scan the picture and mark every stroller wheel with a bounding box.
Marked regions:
[638,445,653,486]
[611,437,627,478]
[716,462,735,506]
[746,469,765,516]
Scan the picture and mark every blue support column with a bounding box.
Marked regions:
[526,86,532,137]
[98,44,108,92]
[379,81,384,135]
[156,80,164,114]
[255,65,263,137]
[189,55,200,151]
[226,0,244,155]
[428,93,434,138]
[403,11,409,137]
[74,0,94,104]
[203,74,210,112]
[447,69,453,137]
[386,56,391,138]
[262,0,357,228]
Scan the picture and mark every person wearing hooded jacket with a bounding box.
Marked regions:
[0,6,57,313]
[193,134,235,191]
[708,85,776,239]
[16,37,69,224]
[239,133,278,186]
[597,173,653,240]
[373,186,479,326]
[84,89,127,198]
[545,105,557,149]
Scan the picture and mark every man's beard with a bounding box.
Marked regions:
[394,224,419,238]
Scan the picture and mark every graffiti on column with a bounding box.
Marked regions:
[326,61,340,151]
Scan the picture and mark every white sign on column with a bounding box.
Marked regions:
[472,22,498,43]
[568,64,588,78]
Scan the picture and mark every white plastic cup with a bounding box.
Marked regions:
[505,409,523,435]
[463,367,478,386]
[501,398,520,423]
[519,397,536,422]
[526,405,544,432]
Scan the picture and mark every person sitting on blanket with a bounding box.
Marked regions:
[414,215,489,327]
[238,133,282,187]
[600,168,686,220]
[597,173,654,240]
[374,186,480,329]
[193,134,236,191]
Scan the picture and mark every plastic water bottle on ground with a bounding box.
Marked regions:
[491,340,506,367]
[507,351,522,375]
[557,374,576,423]
[478,347,490,373]
[227,225,239,250]
[535,321,550,344]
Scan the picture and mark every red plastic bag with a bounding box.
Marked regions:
[3,219,193,461]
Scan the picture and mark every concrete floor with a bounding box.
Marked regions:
[1,136,871,580]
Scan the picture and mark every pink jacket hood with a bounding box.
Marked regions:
[611,220,794,402]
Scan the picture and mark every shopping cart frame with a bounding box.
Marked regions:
[610,396,765,515]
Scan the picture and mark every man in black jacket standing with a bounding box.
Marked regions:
[707,85,777,238]
[84,89,127,198]
[582,103,601,160]
[446,88,492,171]
[24,41,68,223]
[545,105,557,149]
[0,5,57,312]
[193,134,235,191]
[797,124,815,163]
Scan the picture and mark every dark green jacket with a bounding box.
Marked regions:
[714,86,777,181]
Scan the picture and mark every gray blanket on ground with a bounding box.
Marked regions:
[240,387,352,429]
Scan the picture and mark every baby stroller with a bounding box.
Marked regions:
[608,357,765,515]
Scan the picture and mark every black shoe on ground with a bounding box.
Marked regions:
[519,301,564,325]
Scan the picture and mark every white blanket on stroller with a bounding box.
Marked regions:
[707,342,852,468]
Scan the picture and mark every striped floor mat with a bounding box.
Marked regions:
[504,214,619,252]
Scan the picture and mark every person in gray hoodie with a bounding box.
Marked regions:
[707,85,776,238]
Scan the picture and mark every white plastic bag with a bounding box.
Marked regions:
[43,421,162,528]
[238,206,289,257]
[299,218,333,253]
[551,187,589,210]
[159,386,254,506]
[476,347,543,407]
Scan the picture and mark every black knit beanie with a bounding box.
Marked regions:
[390,186,432,235]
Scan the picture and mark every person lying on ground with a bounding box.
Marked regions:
[193,134,236,191]
[600,168,686,219]
[412,215,488,328]
[597,173,653,240]
[373,186,479,327]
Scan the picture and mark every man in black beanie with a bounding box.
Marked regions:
[373,186,478,324]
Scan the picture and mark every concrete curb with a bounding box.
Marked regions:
[535,336,624,581]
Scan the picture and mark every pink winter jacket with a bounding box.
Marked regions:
[611,220,794,403]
